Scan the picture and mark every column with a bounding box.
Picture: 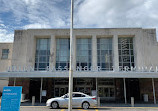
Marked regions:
[123,78,127,104]
[113,34,119,71]
[40,78,43,103]
[49,35,56,68]
[92,35,97,69]
[14,78,16,86]
[72,35,76,71]
[96,78,98,98]
[152,78,156,104]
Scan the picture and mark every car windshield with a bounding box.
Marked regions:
[62,94,69,98]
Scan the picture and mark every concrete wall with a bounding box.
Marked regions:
[11,28,158,74]
[0,43,13,91]
[0,43,13,72]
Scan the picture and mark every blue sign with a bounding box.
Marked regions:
[1,86,22,111]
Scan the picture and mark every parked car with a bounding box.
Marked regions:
[46,92,97,109]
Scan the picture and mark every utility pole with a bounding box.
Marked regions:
[68,0,74,111]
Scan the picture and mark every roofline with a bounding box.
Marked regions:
[14,27,150,31]
[0,42,13,44]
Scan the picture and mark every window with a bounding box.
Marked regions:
[1,49,9,59]
[35,38,50,71]
[98,87,115,97]
[54,79,68,85]
[72,94,85,97]
[98,78,115,98]
[64,94,69,98]
[76,38,92,70]
[73,94,82,97]
[56,38,70,70]
[97,38,113,71]
[118,38,134,71]
[98,78,114,85]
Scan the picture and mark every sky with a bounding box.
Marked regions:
[0,0,158,42]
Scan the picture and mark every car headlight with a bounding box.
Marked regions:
[46,99,52,103]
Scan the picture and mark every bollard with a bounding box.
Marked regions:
[131,97,134,107]
[97,97,100,107]
[32,96,35,106]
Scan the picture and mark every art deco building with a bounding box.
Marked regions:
[0,28,158,103]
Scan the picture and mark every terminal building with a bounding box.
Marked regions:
[0,28,158,104]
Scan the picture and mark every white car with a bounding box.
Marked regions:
[46,92,97,109]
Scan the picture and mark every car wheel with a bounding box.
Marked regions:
[51,101,59,109]
[82,102,90,109]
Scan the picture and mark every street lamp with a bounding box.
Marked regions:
[68,0,74,111]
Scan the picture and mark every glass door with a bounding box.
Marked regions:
[55,86,68,97]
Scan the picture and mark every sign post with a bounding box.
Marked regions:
[1,86,22,111]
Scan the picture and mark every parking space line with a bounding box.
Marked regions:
[77,109,88,111]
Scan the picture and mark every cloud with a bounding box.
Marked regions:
[74,0,158,40]
[23,23,51,29]
[75,0,157,28]
[0,24,14,42]
[0,0,70,28]
[0,0,70,42]
[0,0,158,42]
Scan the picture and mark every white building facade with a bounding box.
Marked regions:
[0,28,158,103]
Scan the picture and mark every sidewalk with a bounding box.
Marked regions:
[100,103,158,107]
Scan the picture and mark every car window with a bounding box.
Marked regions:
[64,94,69,98]
[81,94,85,97]
[73,94,82,97]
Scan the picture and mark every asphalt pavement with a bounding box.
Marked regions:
[20,106,158,111]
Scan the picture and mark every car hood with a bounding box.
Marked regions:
[47,97,61,102]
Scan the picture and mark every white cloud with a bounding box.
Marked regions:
[0,0,158,41]
[75,0,158,28]
[0,24,13,42]
[74,0,158,40]
[23,23,51,29]
[0,29,14,42]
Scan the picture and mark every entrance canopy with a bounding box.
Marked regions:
[0,71,158,78]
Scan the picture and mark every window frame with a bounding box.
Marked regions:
[1,49,9,59]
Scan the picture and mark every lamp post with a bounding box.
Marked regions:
[68,0,74,111]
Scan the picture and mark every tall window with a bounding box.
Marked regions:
[118,37,134,71]
[35,38,50,71]
[97,38,113,71]
[56,38,70,70]
[1,49,9,59]
[76,38,91,70]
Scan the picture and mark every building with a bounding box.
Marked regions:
[0,28,158,103]
[0,43,12,92]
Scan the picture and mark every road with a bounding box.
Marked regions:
[20,106,158,111]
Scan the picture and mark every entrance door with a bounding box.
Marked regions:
[55,86,68,97]
[75,86,92,95]
[98,86,115,101]
[126,79,140,101]
[29,78,41,101]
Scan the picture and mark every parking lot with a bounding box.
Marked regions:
[20,106,158,111]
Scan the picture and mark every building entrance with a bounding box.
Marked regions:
[126,78,140,101]
[29,78,41,101]
[54,86,68,97]
[74,78,94,95]
[98,78,115,101]
[75,86,92,95]
[54,79,69,97]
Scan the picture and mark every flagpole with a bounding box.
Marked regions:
[68,0,74,111]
